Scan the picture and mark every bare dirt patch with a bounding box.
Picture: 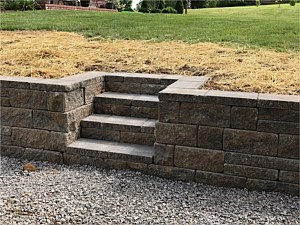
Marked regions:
[0,31,298,95]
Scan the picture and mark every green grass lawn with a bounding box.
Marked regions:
[0,4,299,51]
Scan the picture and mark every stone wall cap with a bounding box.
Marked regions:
[258,93,300,110]
[59,71,105,87]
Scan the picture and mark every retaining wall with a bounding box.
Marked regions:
[0,72,299,196]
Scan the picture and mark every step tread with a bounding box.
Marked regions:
[95,92,159,103]
[82,114,156,128]
[67,138,154,162]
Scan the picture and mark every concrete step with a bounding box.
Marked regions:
[66,138,154,164]
[81,114,156,146]
[94,92,158,119]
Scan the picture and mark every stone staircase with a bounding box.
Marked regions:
[65,74,175,171]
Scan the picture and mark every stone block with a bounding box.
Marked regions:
[274,158,299,172]
[224,152,251,165]
[94,103,131,116]
[259,108,299,123]
[131,106,158,119]
[148,164,195,182]
[231,107,258,130]
[141,84,166,95]
[0,97,10,106]
[9,89,47,110]
[105,81,141,94]
[0,145,25,158]
[12,128,49,149]
[174,146,224,172]
[132,95,158,108]
[103,159,128,170]
[160,76,179,85]
[46,131,78,152]
[258,93,299,110]
[120,131,155,146]
[276,182,299,196]
[1,135,11,145]
[257,120,299,135]
[126,161,148,173]
[246,179,277,192]
[223,129,278,156]
[33,110,69,132]
[48,89,84,112]
[198,126,223,150]
[224,164,278,180]
[64,153,104,167]
[279,171,299,184]
[203,90,258,107]
[251,155,275,169]
[1,126,11,136]
[124,74,162,84]
[278,134,299,159]
[154,143,174,166]
[23,148,63,164]
[85,82,103,104]
[141,120,156,134]
[156,122,197,147]
[1,87,9,97]
[30,79,80,92]
[158,101,180,123]
[1,107,32,128]
[105,74,124,82]
[159,88,208,103]
[195,171,246,189]
[180,103,230,127]
[81,128,120,142]
[59,71,105,87]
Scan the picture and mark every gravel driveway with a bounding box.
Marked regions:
[0,157,299,225]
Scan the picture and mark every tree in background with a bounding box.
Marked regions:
[175,0,183,13]
[119,0,133,8]
[157,0,165,9]
[139,0,149,12]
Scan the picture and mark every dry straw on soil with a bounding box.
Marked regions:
[0,31,299,95]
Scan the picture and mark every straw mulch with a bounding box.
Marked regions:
[0,31,298,95]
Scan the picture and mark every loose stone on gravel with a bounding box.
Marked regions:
[0,157,299,225]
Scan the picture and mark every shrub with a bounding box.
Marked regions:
[2,0,37,10]
[161,6,177,13]
[289,0,296,5]
[157,0,165,9]
[174,0,183,14]
[139,0,149,12]
[217,0,244,7]
[205,0,218,8]
[123,7,134,11]
[255,0,260,6]
[150,8,162,13]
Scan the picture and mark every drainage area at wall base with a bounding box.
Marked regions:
[0,72,299,196]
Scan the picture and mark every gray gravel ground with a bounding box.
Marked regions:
[0,157,299,225]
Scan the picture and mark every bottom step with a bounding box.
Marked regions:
[66,138,154,165]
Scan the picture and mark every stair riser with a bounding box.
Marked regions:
[94,103,158,119]
[81,127,155,146]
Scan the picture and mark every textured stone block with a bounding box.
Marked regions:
[1,135,11,145]
[120,131,155,146]
[33,110,70,132]
[81,128,120,142]
[259,108,299,123]
[64,153,104,167]
[156,122,197,147]
[23,148,63,164]
[257,120,299,135]
[276,182,299,196]
[46,131,78,152]
[223,129,278,156]
[131,106,158,119]
[0,145,25,158]
[85,82,103,104]
[158,101,180,123]
[141,84,166,95]
[9,89,47,110]
[124,74,162,84]
[148,164,195,182]
[195,171,246,189]
[274,158,299,172]
[12,128,49,149]
[231,107,258,130]
[1,126,11,136]
[198,126,223,150]
[246,179,277,192]
[159,88,208,103]
[1,107,32,128]
[224,152,251,165]
[154,143,174,166]
[48,89,84,112]
[279,171,299,184]
[278,134,299,159]
[59,71,104,87]
[105,81,141,94]
[105,74,124,82]
[30,79,80,92]
[70,104,93,131]
[94,103,131,116]
[1,87,9,97]
[126,161,148,173]
[224,164,278,180]
[174,146,224,172]
[251,155,275,169]
[258,93,299,110]
[180,103,230,127]
[0,97,10,106]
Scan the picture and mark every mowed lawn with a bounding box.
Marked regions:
[0,4,299,51]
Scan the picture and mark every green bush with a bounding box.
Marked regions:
[161,6,177,13]
[139,0,149,12]
[174,0,183,14]
[217,0,244,7]
[2,0,36,10]
[205,0,218,8]
[150,8,162,13]
[157,0,165,9]
[123,7,134,11]
[289,0,296,5]
[255,0,261,6]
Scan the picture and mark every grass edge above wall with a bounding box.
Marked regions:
[0,4,299,52]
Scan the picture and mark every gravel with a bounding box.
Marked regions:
[0,157,299,225]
